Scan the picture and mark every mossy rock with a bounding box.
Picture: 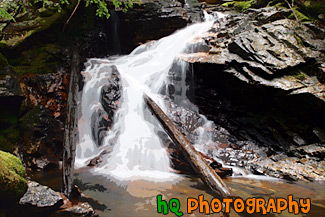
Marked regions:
[223,0,323,22]
[0,53,9,70]
[0,151,27,201]
[8,43,61,76]
[0,108,21,153]
[222,0,257,12]
[289,7,312,22]
[303,0,325,18]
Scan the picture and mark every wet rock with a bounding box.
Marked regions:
[20,105,63,169]
[19,181,63,208]
[70,185,82,199]
[119,0,189,49]
[180,7,324,159]
[87,156,102,167]
[0,74,22,98]
[101,66,121,117]
[90,65,121,147]
[18,182,98,216]
[58,185,99,217]
[215,167,233,177]
[32,157,58,171]
[86,148,112,167]
[248,143,325,181]
[16,70,69,170]
[168,147,196,174]
[22,71,69,120]
[160,8,325,182]
[61,202,97,217]
[81,0,203,56]
[288,143,325,159]
[162,96,235,174]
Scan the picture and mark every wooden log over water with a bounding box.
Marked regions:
[144,94,235,198]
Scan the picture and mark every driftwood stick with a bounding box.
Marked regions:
[144,94,235,198]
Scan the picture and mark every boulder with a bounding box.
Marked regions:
[0,151,27,202]
[19,181,63,208]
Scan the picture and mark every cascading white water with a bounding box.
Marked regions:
[204,10,227,22]
[76,17,216,182]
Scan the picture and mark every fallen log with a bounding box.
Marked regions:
[62,48,80,197]
[144,94,235,198]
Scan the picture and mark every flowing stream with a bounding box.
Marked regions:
[68,12,325,217]
[75,14,219,182]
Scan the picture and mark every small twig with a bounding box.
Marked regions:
[284,0,299,23]
[62,0,80,34]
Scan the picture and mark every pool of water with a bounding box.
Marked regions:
[72,170,325,217]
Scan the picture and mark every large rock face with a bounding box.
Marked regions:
[178,7,325,181]
[118,0,190,52]
[81,0,204,56]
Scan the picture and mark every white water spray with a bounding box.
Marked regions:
[76,18,216,182]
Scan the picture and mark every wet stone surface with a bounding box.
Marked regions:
[169,7,325,181]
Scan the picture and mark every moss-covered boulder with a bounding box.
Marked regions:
[222,0,325,23]
[0,151,27,202]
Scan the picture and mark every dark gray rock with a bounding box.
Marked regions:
[174,7,325,181]
[0,75,22,98]
[247,143,325,182]
[90,65,121,147]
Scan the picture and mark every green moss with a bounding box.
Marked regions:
[294,72,307,81]
[0,53,9,70]
[20,106,42,130]
[0,109,20,153]
[294,34,304,46]
[9,43,61,75]
[0,151,27,200]
[222,0,256,12]
[1,9,65,48]
[304,0,325,17]
[289,8,311,22]
[19,106,42,154]
[222,1,235,7]
[236,1,254,12]
[270,2,286,9]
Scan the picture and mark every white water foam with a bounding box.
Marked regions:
[76,18,216,182]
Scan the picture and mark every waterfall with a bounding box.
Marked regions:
[76,17,217,182]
